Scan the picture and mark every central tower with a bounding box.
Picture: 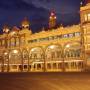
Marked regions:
[49,10,57,29]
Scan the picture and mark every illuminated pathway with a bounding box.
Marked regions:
[0,72,90,90]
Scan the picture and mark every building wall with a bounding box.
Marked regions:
[0,3,90,72]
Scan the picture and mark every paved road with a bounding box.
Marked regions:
[0,72,90,90]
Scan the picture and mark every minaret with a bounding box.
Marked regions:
[49,11,57,29]
[21,17,30,29]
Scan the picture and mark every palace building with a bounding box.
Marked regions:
[0,2,90,72]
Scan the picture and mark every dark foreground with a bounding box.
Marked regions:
[0,72,90,90]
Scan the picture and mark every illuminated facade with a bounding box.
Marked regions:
[0,3,90,72]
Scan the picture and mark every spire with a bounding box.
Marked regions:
[3,24,10,34]
[49,10,57,29]
[21,17,30,29]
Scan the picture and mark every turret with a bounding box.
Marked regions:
[49,11,57,29]
[21,17,30,29]
[3,24,10,34]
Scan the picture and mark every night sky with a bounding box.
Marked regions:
[0,0,86,33]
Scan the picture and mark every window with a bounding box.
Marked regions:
[84,14,88,21]
[88,13,90,21]
[2,40,5,46]
[54,36,58,39]
[11,38,15,47]
[49,36,54,40]
[7,40,10,47]
[75,32,80,37]
[0,40,2,46]
[45,37,49,41]
[21,37,25,45]
[57,35,62,39]
[63,34,68,38]
[84,13,90,21]
[69,33,74,38]
[15,37,20,46]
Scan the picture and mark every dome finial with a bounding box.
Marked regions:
[21,17,30,29]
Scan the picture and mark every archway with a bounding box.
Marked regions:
[9,50,22,72]
[45,45,62,71]
[3,51,9,72]
[29,47,44,71]
[22,49,29,72]
[64,42,83,71]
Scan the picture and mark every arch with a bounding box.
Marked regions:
[15,37,20,46]
[45,44,62,60]
[3,50,9,65]
[9,49,22,65]
[64,42,81,58]
[29,47,44,62]
[10,37,15,46]
[22,49,29,64]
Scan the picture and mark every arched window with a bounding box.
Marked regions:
[22,49,29,64]
[20,36,25,46]
[45,45,62,61]
[29,47,44,62]
[15,37,20,46]
[88,13,90,21]
[11,37,15,47]
[64,42,81,58]
[3,51,9,64]
[9,50,22,65]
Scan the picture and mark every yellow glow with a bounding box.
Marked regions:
[66,44,70,48]
[31,48,36,52]
[11,31,16,36]
[13,50,18,54]
[4,52,8,55]
[49,45,55,49]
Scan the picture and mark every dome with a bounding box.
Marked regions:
[21,17,30,28]
[3,24,10,33]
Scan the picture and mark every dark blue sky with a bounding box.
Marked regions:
[0,0,86,33]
